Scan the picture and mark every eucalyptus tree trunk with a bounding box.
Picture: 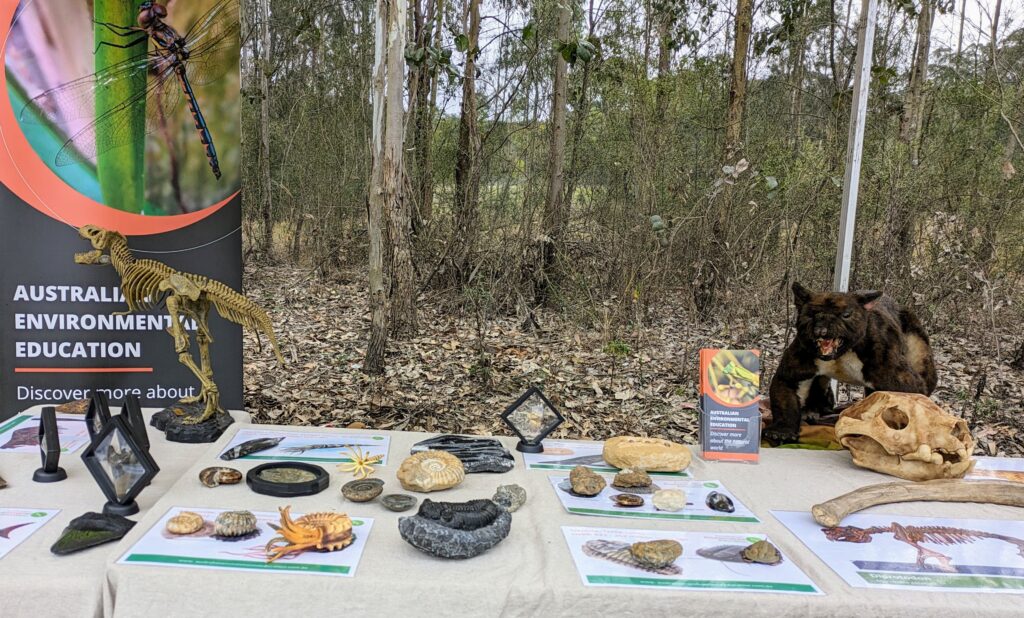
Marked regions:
[409,0,439,233]
[900,0,934,166]
[452,0,482,282]
[259,0,274,257]
[724,0,752,161]
[366,0,409,372]
[539,0,571,303]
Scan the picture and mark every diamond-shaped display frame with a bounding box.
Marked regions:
[85,390,112,442]
[500,386,564,453]
[81,414,160,516]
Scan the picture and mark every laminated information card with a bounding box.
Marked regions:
[700,349,761,462]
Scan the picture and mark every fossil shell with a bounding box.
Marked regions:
[569,465,606,496]
[705,491,735,513]
[214,510,258,539]
[652,489,687,512]
[492,484,527,512]
[611,493,644,508]
[397,450,465,493]
[398,499,511,559]
[342,478,385,502]
[381,494,418,512]
[603,436,692,472]
[582,539,682,575]
[612,469,652,489]
[199,467,242,488]
[630,539,683,569]
[741,540,782,565]
[166,512,205,535]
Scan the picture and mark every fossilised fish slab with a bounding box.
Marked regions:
[398,499,512,559]
[410,435,515,473]
[220,437,284,461]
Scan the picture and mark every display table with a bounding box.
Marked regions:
[0,406,249,618]
[100,422,1024,617]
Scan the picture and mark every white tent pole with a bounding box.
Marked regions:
[833,0,878,293]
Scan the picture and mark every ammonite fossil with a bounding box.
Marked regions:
[166,511,205,535]
[381,494,418,512]
[213,510,259,540]
[398,499,512,559]
[342,478,384,502]
[397,450,465,493]
[199,467,243,488]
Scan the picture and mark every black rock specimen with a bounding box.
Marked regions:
[151,403,234,443]
[410,435,515,473]
[705,491,736,513]
[51,512,136,555]
[398,499,512,559]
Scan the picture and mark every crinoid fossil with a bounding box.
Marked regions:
[337,446,384,480]
[582,539,682,575]
[265,506,353,563]
[397,450,465,492]
[398,499,511,559]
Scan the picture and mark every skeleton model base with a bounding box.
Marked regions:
[151,401,234,443]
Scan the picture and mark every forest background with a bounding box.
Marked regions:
[236,0,1024,455]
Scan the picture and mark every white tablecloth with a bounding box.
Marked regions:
[0,406,249,618]
[101,423,1024,617]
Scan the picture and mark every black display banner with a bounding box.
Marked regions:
[0,0,242,420]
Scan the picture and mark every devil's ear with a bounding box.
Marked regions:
[792,282,811,308]
[854,290,882,307]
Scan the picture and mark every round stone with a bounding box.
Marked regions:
[342,478,384,502]
[569,465,606,497]
[611,493,644,508]
[652,489,686,512]
[381,494,418,512]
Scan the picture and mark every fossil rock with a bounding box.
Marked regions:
[0,474,6,489]
[50,512,135,555]
[741,540,782,565]
[397,451,466,493]
[411,435,515,473]
[398,499,512,559]
[612,493,644,507]
[652,489,687,512]
[342,478,384,502]
[603,436,692,472]
[213,510,258,540]
[219,437,284,461]
[696,544,748,563]
[612,469,652,488]
[166,511,205,535]
[569,465,606,496]
[381,494,418,512]
[199,467,242,488]
[705,491,735,513]
[583,539,682,575]
[630,539,683,569]
[492,484,527,512]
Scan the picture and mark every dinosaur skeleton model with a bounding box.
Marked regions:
[75,225,284,424]
[823,522,1024,573]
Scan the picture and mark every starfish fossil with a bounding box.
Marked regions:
[337,446,383,479]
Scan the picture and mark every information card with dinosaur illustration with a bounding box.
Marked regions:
[0,508,59,560]
[699,349,761,462]
[774,510,1024,594]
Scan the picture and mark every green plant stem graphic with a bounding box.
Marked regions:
[94,0,146,213]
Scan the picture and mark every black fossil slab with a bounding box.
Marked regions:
[51,512,136,555]
[410,435,515,473]
[398,499,512,559]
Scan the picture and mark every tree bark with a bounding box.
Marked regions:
[900,0,934,166]
[539,0,572,303]
[410,0,439,234]
[724,0,752,161]
[452,0,482,282]
[258,0,274,257]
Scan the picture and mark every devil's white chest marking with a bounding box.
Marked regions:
[815,352,872,388]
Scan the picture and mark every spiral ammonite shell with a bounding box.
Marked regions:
[166,511,205,535]
[396,450,465,492]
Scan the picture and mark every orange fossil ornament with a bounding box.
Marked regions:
[264,506,354,563]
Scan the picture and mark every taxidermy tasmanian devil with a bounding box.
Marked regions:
[763,282,937,445]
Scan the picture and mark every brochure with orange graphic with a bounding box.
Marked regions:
[699,349,761,462]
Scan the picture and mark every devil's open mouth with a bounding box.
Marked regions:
[816,337,843,358]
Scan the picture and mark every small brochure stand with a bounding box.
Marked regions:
[699,349,762,463]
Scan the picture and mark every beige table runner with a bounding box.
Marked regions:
[102,423,1024,617]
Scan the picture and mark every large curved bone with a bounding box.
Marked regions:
[812,479,1024,527]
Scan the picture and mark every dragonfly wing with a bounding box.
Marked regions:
[181,0,241,87]
[183,0,240,48]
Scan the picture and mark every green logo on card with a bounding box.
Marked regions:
[352,520,364,526]
[703,482,718,488]
[31,512,47,517]
[372,436,384,441]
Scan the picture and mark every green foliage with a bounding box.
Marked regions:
[603,340,632,357]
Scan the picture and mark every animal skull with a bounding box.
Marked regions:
[835,392,975,481]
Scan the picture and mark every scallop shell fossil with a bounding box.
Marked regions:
[397,450,465,493]
[213,510,259,540]
[199,467,242,488]
[166,511,205,535]
[582,539,682,575]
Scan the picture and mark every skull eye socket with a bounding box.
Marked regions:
[880,407,909,430]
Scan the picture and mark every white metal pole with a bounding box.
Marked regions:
[833,0,878,293]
